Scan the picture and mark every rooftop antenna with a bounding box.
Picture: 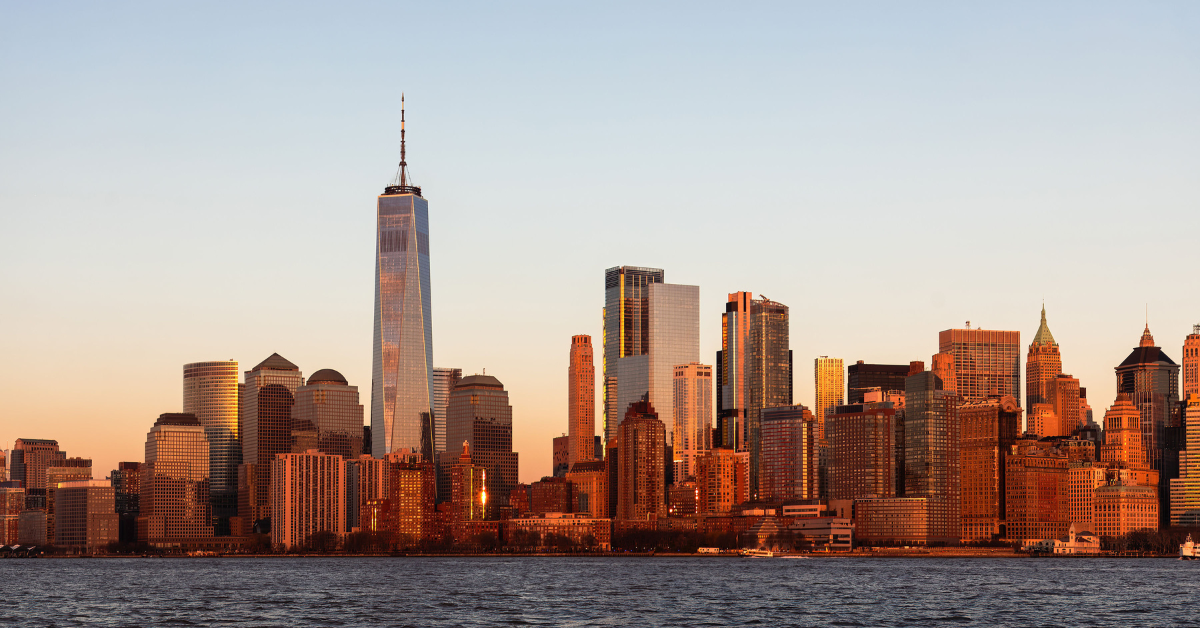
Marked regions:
[384,93,421,196]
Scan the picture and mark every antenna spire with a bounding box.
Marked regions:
[384,93,421,196]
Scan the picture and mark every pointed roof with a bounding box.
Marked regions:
[1032,305,1056,346]
[1139,324,1155,348]
[253,352,299,371]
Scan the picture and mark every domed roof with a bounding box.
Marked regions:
[457,374,504,389]
[308,368,348,385]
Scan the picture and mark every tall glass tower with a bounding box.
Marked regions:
[372,95,434,459]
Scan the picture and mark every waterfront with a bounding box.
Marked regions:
[2,557,1197,626]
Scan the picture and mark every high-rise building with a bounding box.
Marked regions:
[139,413,212,545]
[847,362,909,404]
[904,368,962,545]
[271,450,346,550]
[1025,306,1062,410]
[717,291,752,451]
[759,405,819,502]
[938,327,1021,406]
[1184,326,1200,399]
[566,460,608,518]
[382,450,437,546]
[616,400,666,521]
[0,485,23,545]
[826,400,896,501]
[46,460,91,543]
[603,266,665,442]
[959,395,1021,542]
[182,360,240,528]
[449,442,487,522]
[814,357,844,437]
[672,362,712,481]
[1114,325,1179,471]
[568,335,596,467]
[111,462,140,544]
[53,480,118,552]
[1067,462,1107,533]
[552,435,570,477]
[1170,394,1200,526]
[290,368,364,460]
[440,374,518,519]
[0,450,6,483]
[614,282,699,446]
[238,353,303,529]
[1048,374,1082,438]
[432,367,462,457]
[694,448,748,515]
[346,455,386,532]
[931,352,957,395]
[1101,394,1149,470]
[372,97,434,459]
[10,438,65,509]
[1004,439,1069,543]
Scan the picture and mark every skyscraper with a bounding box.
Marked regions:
[826,399,897,501]
[290,369,365,459]
[271,450,347,550]
[672,362,712,481]
[958,395,1021,541]
[847,362,909,404]
[1048,374,1082,437]
[904,368,962,545]
[938,327,1021,406]
[814,357,844,437]
[10,438,64,509]
[1170,394,1200,526]
[239,353,303,528]
[1025,306,1062,408]
[718,291,752,451]
[603,266,664,442]
[1182,325,1200,400]
[441,374,518,519]
[1114,325,1179,471]
[183,360,240,529]
[759,405,819,502]
[431,367,462,457]
[614,281,699,445]
[568,335,596,466]
[616,399,666,521]
[373,96,434,460]
[139,413,212,544]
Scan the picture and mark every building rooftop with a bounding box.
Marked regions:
[1118,346,1176,368]
[155,413,200,427]
[1031,305,1056,346]
[253,352,299,372]
[307,368,348,386]
[456,374,504,389]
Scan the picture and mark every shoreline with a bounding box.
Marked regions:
[30,550,1185,560]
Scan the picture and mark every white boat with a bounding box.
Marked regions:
[742,549,774,558]
[1181,535,1198,560]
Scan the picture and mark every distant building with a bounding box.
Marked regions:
[239,353,303,530]
[847,362,909,405]
[668,481,697,517]
[1068,462,1107,533]
[553,435,570,478]
[826,401,896,502]
[1048,374,1082,438]
[566,460,607,518]
[271,450,346,550]
[672,362,712,481]
[759,405,819,502]
[46,460,91,543]
[346,455,386,533]
[0,486,23,544]
[441,374,518,519]
[432,367,463,457]
[695,448,748,515]
[616,400,666,521]
[10,438,65,509]
[1095,474,1158,538]
[959,396,1022,541]
[291,368,365,460]
[568,335,596,467]
[183,360,240,531]
[1184,325,1200,399]
[938,327,1021,406]
[1115,324,1179,526]
[1025,306,1062,413]
[450,442,487,524]
[1026,523,1100,555]
[1005,439,1069,543]
[904,367,962,544]
[530,476,573,515]
[814,357,844,438]
[1171,394,1200,526]
[139,413,213,545]
[853,497,930,546]
[53,480,118,552]
[603,266,664,442]
[111,462,141,544]
[382,450,437,547]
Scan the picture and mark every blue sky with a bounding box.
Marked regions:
[2,2,1197,481]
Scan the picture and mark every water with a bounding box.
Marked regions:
[2,556,1197,627]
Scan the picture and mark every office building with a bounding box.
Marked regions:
[372,99,434,459]
[1,486,23,545]
[938,327,1021,406]
[46,459,92,543]
[614,282,699,447]
[959,395,1022,541]
[1101,393,1149,469]
[449,442,487,522]
[1171,394,1200,525]
[440,374,518,519]
[568,335,596,466]
[826,400,897,501]
[53,480,118,552]
[603,266,665,442]
[239,353,303,529]
[139,413,213,545]
[1005,439,1069,542]
[1183,325,1200,399]
[346,455,386,532]
[759,405,819,502]
[695,448,748,515]
[847,363,909,404]
[111,462,140,544]
[271,450,346,550]
[814,357,844,438]
[432,367,462,457]
[10,438,65,509]
[904,367,962,544]
[616,399,666,521]
[1048,374,1082,438]
[1115,325,1180,474]
[183,360,240,528]
[553,435,570,477]
[1068,462,1107,533]
[1025,306,1062,409]
[291,368,365,460]
[672,362,712,481]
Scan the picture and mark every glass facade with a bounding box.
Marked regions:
[847,363,909,404]
[372,192,434,459]
[672,362,712,480]
[903,371,962,544]
[938,328,1021,407]
[240,354,303,524]
[140,413,212,543]
[183,360,240,526]
[440,375,517,519]
[291,371,365,460]
[759,405,819,502]
[432,367,462,456]
[615,282,699,446]
[603,266,664,442]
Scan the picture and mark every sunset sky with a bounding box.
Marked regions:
[2,2,1197,482]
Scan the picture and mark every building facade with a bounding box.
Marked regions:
[1114,325,1180,523]
[759,405,819,502]
[239,353,303,529]
[847,363,909,404]
[904,369,962,544]
[1005,440,1069,543]
[695,448,748,515]
[672,362,712,481]
[291,368,364,460]
[271,450,347,550]
[814,357,844,439]
[1171,394,1200,525]
[1025,306,1062,411]
[53,480,118,552]
[182,360,240,528]
[938,327,1021,406]
[827,401,896,502]
[1183,325,1200,399]
[959,396,1021,541]
[432,367,463,457]
[616,400,666,521]
[568,335,596,467]
[10,438,65,509]
[603,266,665,442]
[441,375,518,519]
[139,413,213,545]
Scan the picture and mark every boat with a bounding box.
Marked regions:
[741,549,774,558]
[1181,535,1198,560]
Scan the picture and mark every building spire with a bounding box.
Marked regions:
[384,93,421,196]
[1032,304,1056,346]
[1140,323,1155,348]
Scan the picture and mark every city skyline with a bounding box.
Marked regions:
[4,4,1200,483]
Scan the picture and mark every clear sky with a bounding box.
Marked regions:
[1,2,1197,483]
